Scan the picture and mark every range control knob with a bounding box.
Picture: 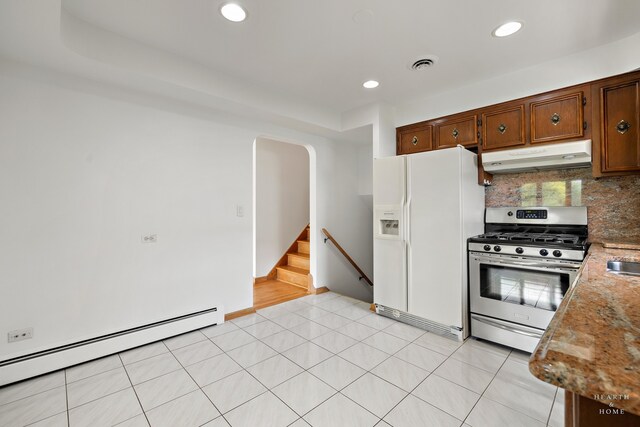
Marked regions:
[515,247,524,254]
[539,249,549,256]
[494,245,502,252]
[553,250,563,258]
[483,245,491,251]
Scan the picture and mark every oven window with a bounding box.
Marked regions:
[479,264,569,311]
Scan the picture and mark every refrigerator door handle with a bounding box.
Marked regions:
[405,240,410,309]
[405,198,411,244]
[405,197,411,308]
[404,157,411,310]
[404,156,410,244]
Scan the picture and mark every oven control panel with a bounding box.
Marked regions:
[515,209,548,220]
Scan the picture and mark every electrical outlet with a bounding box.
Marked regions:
[141,234,158,243]
[8,327,33,343]
[236,205,244,217]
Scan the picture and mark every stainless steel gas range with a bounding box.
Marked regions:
[468,206,589,352]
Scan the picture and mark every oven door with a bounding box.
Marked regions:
[469,252,580,330]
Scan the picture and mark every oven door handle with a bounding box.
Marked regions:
[472,257,581,270]
[471,314,543,339]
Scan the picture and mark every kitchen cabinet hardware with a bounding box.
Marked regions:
[412,136,418,145]
[452,129,459,138]
[551,113,561,125]
[616,120,631,134]
[498,124,507,134]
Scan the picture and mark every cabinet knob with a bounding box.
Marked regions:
[616,120,631,135]
[452,128,459,139]
[412,136,419,145]
[498,124,507,134]
[551,113,561,125]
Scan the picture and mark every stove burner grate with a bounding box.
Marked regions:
[474,232,584,246]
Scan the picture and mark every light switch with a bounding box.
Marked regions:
[236,205,244,217]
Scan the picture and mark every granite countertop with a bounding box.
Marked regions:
[529,242,640,416]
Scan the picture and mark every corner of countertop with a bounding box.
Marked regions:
[528,239,640,416]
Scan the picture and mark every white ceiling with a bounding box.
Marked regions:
[61,0,640,114]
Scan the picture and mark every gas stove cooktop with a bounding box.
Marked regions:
[470,232,586,248]
[468,207,589,261]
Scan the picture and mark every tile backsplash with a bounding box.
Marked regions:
[485,168,640,242]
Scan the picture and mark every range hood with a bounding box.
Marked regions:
[482,140,592,173]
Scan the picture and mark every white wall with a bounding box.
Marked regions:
[357,143,373,253]
[0,65,373,362]
[358,143,373,196]
[342,103,396,159]
[254,139,309,277]
[315,144,374,302]
[0,72,254,361]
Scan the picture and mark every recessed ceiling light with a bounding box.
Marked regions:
[363,80,379,89]
[492,21,523,37]
[220,3,247,22]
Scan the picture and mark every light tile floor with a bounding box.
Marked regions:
[0,291,564,427]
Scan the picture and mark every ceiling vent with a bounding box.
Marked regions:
[410,57,438,71]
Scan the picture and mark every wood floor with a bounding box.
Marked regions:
[253,279,309,310]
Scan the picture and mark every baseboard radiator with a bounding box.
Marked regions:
[375,304,463,341]
[0,307,223,386]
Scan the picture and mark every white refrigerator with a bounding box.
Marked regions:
[373,146,484,340]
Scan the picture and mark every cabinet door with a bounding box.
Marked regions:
[565,391,640,427]
[482,105,525,150]
[397,125,433,154]
[435,115,478,149]
[599,79,640,172]
[531,92,584,144]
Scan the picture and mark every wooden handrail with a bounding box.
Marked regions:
[321,228,373,287]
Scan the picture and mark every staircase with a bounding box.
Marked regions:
[275,226,310,289]
[253,226,312,310]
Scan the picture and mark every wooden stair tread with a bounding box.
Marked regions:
[276,265,309,275]
[253,279,308,310]
[287,252,310,259]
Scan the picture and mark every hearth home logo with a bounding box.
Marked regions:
[593,394,630,415]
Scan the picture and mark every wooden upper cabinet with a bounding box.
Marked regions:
[397,124,433,154]
[394,69,640,179]
[434,115,478,149]
[482,104,525,150]
[531,92,584,144]
[597,78,640,173]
